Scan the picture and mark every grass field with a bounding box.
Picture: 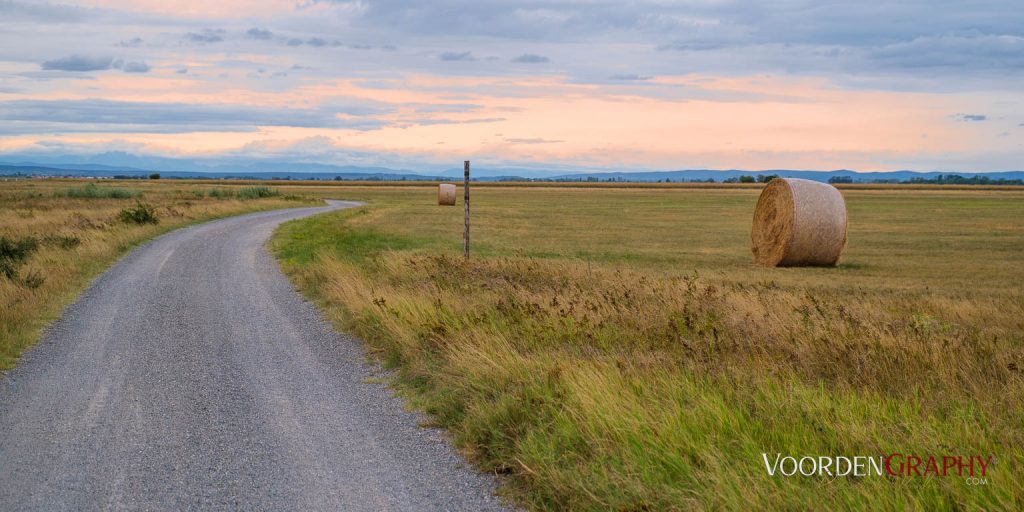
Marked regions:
[0,179,315,370]
[271,184,1024,510]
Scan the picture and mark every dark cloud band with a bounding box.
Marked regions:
[0,99,390,134]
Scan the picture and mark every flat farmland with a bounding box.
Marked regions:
[271,184,1024,510]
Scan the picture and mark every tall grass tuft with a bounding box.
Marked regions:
[40,234,82,249]
[54,182,141,199]
[205,188,235,199]
[236,186,280,200]
[116,202,159,224]
[0,235,38,280]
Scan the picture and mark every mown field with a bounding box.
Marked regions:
[0,179,315,369]
[270,184,1024,510]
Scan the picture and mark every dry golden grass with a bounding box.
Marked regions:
[0,179,315,368]
[272,185,1024,510]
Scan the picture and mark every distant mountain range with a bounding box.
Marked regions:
[1,153,1022,183]
[0,163,446,181]
[549,169,1024,183]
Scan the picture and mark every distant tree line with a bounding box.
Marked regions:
[723,174,779,183]
[5,170,1022,186]
[905,174,1023,185]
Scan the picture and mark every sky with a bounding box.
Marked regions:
[0,0,1022,172]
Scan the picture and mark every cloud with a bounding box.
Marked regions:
[246,27,273,40]
[439,51,475,61]
[176,68,188,74]
[0,99,390,134]
[0,0,92,22]
[953,113,988,122]
[511,54,549,63]
[656,42,728,52]
[608,73,652,81]
[505,137,564,144]
[307,0,1024,83]
[400,117,505,126]
[185,29,224,44]
[413,103,482,113]
[120,61,150,73]
[117,37,143,48]
[40,55,114,72]
[245,31,340,48]
[314,0,704,40]
[869,34,1024,71]
[41,56,150,74]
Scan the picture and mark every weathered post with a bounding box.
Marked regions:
[463,160,470,259]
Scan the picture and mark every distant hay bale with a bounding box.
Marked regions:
[438,183,457,206]
[750,178,848,267]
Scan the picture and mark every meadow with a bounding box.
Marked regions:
[0,179,313,369]
[270,184,1024,510]
[2,179,1021,509]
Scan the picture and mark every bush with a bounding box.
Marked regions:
[236,186,280,200]
[41,234,82,249]
[55,182,141,199]
[117,202,159,225]
[0,235,39,280]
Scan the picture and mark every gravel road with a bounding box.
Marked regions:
[0,201,509,511]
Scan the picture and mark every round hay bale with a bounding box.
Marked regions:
[750,178,847,267]
[437,183,457,206]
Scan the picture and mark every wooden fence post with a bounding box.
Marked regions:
[463,160,470,259]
